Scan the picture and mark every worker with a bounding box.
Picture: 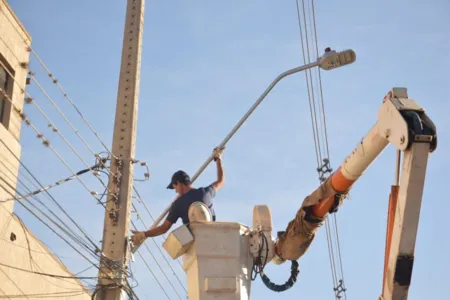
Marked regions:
[130,147,225,245]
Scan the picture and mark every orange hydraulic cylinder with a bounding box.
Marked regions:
[311,124,390,218]
[312,167,355,217]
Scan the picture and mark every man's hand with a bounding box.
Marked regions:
[213,146,225,161]
[130,230,146,245]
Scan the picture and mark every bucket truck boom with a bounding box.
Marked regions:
[273,87,437,300]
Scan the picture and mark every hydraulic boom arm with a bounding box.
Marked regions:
[272,88,437,300]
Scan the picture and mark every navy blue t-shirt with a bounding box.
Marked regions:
[166,186,216,225]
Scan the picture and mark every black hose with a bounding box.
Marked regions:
[261,260,300,292]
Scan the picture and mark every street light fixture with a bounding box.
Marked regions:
[319,48,357,70]
[130,47,357,254]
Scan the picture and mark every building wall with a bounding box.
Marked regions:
[0,0,29,214]
[0,211,92,299]
[0,1,91,298]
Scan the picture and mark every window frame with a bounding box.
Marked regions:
[0,53,15,129]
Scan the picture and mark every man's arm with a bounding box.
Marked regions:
[143,220,173,238]
[130,200,178,245]
[210,156,224,192]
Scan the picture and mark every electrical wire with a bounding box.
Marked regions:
[0,166,105,294]
[0,32,118,206]
[307,0,347,296]
[132,187,186,276]
[1,162,105,203]
[131,204,186,289]
[0,260,98,280]
[294,0,347,298]
[130,219,184,300]
[1,168,61,291]
[0,147,133,283]
[0,140,101,254]
[0,179,133,293]
[134,248,173,300]
[0,264,29,299]
[0,77,109,207]
[0,11,113,161]
[0,290,88,299]
[28,72,108,168]
[310,0,330,157]
[295,0,320,168]
[0,176,98,262]
[16,209,94,292]
[29,55,114,159]
[0,35,115,184]
[0,286,11,300]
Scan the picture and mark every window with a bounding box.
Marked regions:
[0,65,10,123]
[0,53,14,127]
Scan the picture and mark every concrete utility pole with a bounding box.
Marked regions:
[95,0,145,299]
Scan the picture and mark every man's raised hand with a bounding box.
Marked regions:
[213,146,225,161]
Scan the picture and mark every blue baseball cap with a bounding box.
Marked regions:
[166,170,191,189]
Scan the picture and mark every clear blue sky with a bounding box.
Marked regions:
[7,0,450,299]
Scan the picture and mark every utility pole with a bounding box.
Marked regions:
[95,0,145,299]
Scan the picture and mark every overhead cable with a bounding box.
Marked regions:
[130,218,184,299]
[294,0,347,298]
[0,179,134,291]
[0,139,101,253]
[0,88,108,207]
[1,161,106,203]
[132,187,185,271]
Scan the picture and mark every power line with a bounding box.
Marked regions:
[0,261,97,280]
[0,165,93,256]
[0,178,135,294]
[0,57,112,197]
[294,0,347,298]
[132,187,185,271]
[310,0,330,158]
[29,72,109,166]
[0,32,123,209]
[0,140,101,254]
[0,290,88,299]
[0,149,117,276]
[0,262,29,300]
[10,176,97,291]
[1,161,105,203]
[0,161,171,299]
[28,56,114,159]
[0,144,144,297]
[0,160,134,289]
[0,37,115,193]
[134,250,173,300]
[306,0,348,296]
[0,175,98,263]
[0,88,107,207]
[130,218,184,300]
